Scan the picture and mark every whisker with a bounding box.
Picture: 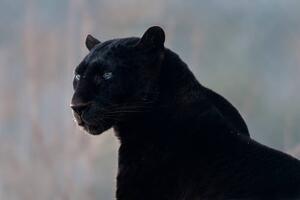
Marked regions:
[105,110,144,114]
[102,116,122,122]
[104,101,155,110]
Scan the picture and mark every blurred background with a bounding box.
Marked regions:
[0,0,300,199]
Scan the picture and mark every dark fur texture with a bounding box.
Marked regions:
[71,26,300,199]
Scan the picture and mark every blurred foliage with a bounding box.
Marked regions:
[0,0,300,199]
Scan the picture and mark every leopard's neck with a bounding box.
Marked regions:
[113,49,213,146]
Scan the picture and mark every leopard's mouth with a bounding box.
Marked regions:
[72,111,85,126]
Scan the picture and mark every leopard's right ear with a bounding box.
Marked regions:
[85,34,101,51]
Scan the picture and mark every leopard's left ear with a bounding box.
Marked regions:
[85,34,101,51]
[137,26,165,50]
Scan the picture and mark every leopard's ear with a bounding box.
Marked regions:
[137,26,165,50]
[85,34,101,51]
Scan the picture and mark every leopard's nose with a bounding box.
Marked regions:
[70,102,91,115]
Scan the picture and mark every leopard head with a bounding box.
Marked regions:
[71,26,165,135]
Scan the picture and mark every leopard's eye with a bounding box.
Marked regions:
[75,74,81,81]
[94,72,112,85]
[103,72,113,80]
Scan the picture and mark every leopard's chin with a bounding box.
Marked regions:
[83,124,110,135]
[73,111,115,135]
[81,119,114,135]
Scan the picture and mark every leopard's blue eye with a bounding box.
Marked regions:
[103,72,113,80]
[75,74,80,81]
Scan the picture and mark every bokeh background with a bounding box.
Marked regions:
[1,0,300,199]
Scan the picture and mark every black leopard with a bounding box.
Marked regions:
[71,26,300,200]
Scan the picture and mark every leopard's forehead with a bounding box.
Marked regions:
[83,37,140,66]
[90,37,138,55]
[75,37,140,75]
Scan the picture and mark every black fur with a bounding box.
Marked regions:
[202,87,249,135]
[71,26,300,199]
